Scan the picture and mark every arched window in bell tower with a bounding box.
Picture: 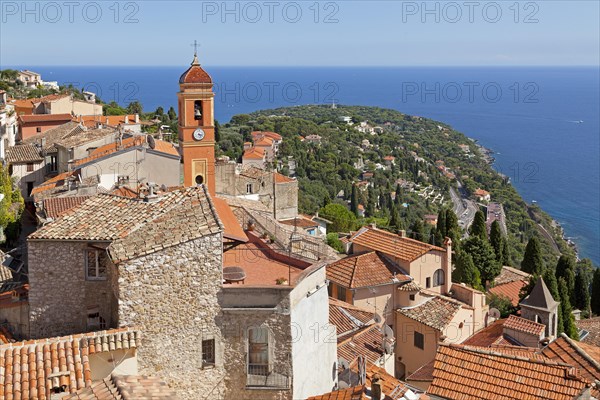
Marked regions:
[195,175,204,185]
[194,100,202,121]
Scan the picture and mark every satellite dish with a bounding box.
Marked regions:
[489,308,501,320]
[384,341,393,355]
[383,325,394,339]
[147,134,156,149]
[373,314,382,324]
[338,357,350,371]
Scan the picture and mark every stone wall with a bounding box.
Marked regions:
[116,232,227,399]
[28,240,116,338]
[221,287,294,400]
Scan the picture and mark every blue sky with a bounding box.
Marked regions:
[1,1,599,66]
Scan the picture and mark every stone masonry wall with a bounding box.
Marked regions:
[28,240,115,339]
[221,293,293,400]
[116,232,227,399]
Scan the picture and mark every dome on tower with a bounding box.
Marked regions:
[179,54,212,84]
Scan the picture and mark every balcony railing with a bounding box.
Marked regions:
[246,364,290,389]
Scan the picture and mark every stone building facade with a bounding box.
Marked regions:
[216,161,298,220]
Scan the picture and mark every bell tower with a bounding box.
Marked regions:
[178,43,216,194]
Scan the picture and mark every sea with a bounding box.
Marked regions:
[8,65,600,265]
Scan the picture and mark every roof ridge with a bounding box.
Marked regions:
[444,343,586,370]
[559,333,600,371]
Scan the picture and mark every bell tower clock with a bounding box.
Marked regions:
[178,43,216,194]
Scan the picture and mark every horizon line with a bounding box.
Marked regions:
[3,64,599,68]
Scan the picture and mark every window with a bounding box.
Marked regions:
[246,183,253,194]
[36,127,41,133]
[248,327,270,376]
[202,339,215,366]
[48,155,58,173]
[426,277,431,288]
[409,294,415,301]
[87,307,106,330]
[194,100,202,120]
[26,182,34,197]
[336,285,347,302]
[433,269,445,287]
[414,332,424,350]
[85,249,107,280]
[26,163,34,172]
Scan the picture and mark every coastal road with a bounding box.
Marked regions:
[450,186,478,234]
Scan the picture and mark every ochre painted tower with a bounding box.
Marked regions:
[178,51,216,194]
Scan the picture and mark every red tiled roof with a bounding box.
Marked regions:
[74,136,178,166]
[307,386,367,400]
[31,171,78,196]
[503,314,545,336]
[428,344,591,400]
[18,113,73,124]
[251,131,282,140]
[43,196,92,219]
[576,317,600,347]
[213,197,248,243]
[350,226,445,262]
[179,62,212,84]
[494,266,532,286]
[242,147,265,160]
[474,188,490,196]
[254,136,274,147]
[274,173,295,184]
[5,144,43,163]
[327,251,410,289]
[396,295,463,332]
[542,335,600,384]
[64,374,176,399]
[0,328,140,400]
[329,298,376,339]
[76,114,138,127]
[489,280,528,307]
[0,326,14,344]
[364,363,410,400]
[462,319,506,347]
[279,216,318,229]
[111,186,140,198]
[337,324,386,366]
[406,360,435,382]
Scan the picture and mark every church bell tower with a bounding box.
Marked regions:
[178,44,216,194]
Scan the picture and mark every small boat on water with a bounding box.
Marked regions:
[532,200,537,204]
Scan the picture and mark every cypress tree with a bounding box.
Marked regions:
[574,272,591,314]
[350,184,358,217]
[591,268,600,315]
[389,205,402,231]
[489,221,504,263]
[437,209,447,238]
[463,236,501,285]
[366,186,376,217]
[559,277,579,340]
[501,237,510,266]
[521,237,544,276]
[452,251,482,290]
[555,255,576,302]
[470,210,488,241]
[410,219,425,242]
[445,209,461,248]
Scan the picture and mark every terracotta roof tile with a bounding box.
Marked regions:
[213,197,248,242]
[242,147,265,160]
[406,360,435,382]
[64,374,176,399]
[577,317,600,347]
[251,131,282,141]
[5,144,43,163]
[542,334,600,384]
[280,216,318,229]
[0,328,140,399]
[23,121,85,153]
[307,385,367,400]
[274,172,295,184]
[42,196,92,220]
[327,251,410,289]
[350,226,445,263]
[30,186,223,264]
[428,344,591,400]
[396,295,462,331]
[18,113,73,124]
[31,170,79,197]
[494,266,532,286]
[329,298,376,339]
[503,314,546,336]
[337,325,386,366]
[74,136,178,167]
[489,280,528,307]
[179,63,212,84]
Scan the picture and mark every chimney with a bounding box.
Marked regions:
[370,222,377,229]
[124,115,129,124]
[443,237,453,295]
[143,183,160,203]
[134,114,139,123]
[399,230,406,238]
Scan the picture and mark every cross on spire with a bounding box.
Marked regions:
[191,40,200,56]
[190,40,200,66]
